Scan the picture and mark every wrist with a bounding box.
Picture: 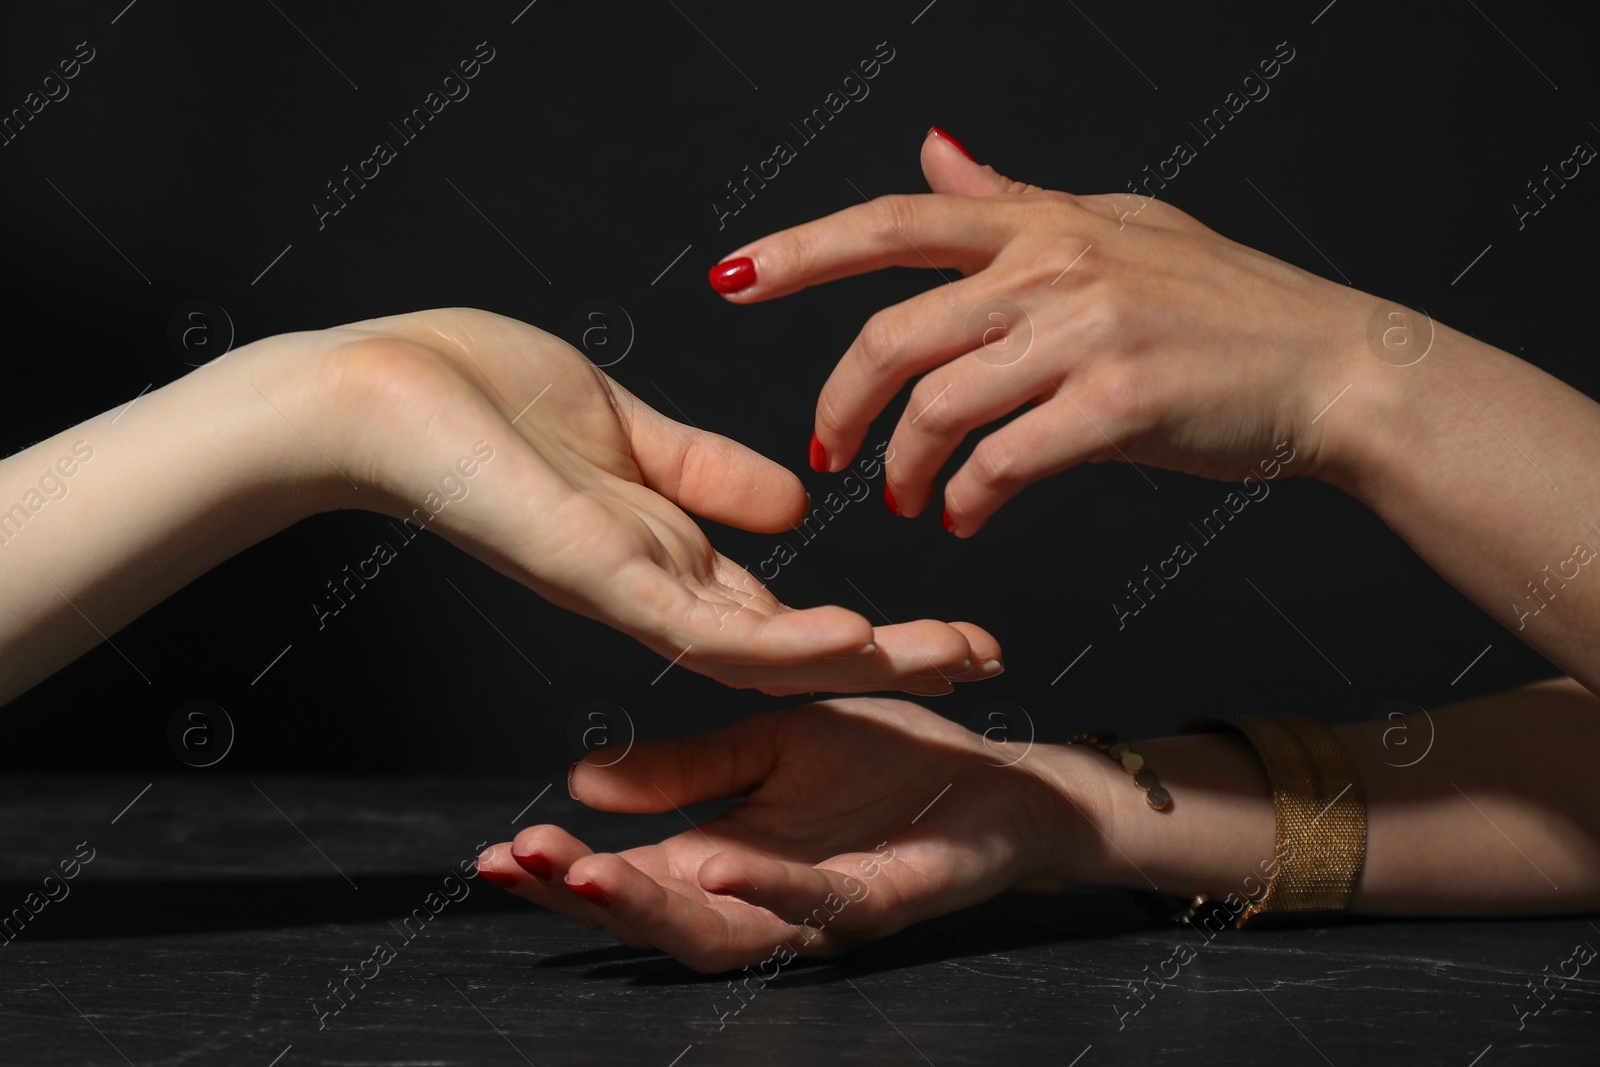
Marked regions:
[1014,741,1123,893]
[1309,304,1504,498]
[213,328,356,521]
[1286,289,1402,489]
[1024,732,1276,899]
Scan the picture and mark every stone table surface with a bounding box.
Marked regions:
[2,775,1596,1065]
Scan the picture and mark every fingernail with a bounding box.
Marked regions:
[883,483,901,516]
[941,508,956,534]
[928,126,977,163]
[709,256,757,294]
[476,863,518,889]
[856,641,878,656]
[808,432,828,473]
[511,847,552,880]
[565,878,609,907]
[567,761,580,801]
[979,658,1006,677]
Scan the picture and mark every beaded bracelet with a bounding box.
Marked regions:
[1068,731,1172,810]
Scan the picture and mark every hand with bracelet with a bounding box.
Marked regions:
[477,679,1600,972]
[0,307,1000,703]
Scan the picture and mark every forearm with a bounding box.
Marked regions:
[0,335,331,704]
[1045,678,1600,915]
[1322,321,1600,693]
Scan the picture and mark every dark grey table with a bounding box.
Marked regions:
[3,775,1596,1065]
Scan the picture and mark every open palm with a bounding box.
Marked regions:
[313,309,1000,695]
[478,698,1090,972]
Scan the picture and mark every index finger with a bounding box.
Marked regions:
[708,193,1012,302]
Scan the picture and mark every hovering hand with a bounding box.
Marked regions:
[711,128,1375,534]
[309,309,1000,694]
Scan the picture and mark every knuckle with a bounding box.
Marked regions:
[852,311,907,380]
[776,227,819,284]
[1085,363,1147,427]
[967,435,1023,492]
[1073,286,1134,350]
[814,387,850,438]
[869,193,916,237]
[904,379,959,438]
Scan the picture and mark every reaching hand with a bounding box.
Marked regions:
[475,697,1107,972]
[311,309,1001,695]
[709,128,1378,534]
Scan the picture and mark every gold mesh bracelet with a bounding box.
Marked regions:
[1181,713,1367,928]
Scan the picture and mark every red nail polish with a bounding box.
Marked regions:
[928,126,977,163]
[709,256,756,294]
[511,847,552,879]
[565,879,609,907]
[477,865,518,889]
[808,432,828,473]
[884,483,901,516]
[941,508,956,534]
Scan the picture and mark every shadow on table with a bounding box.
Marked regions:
[534,888,1173,985]
[0,872,526,940]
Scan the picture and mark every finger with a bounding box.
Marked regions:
[602,554,1005,696]
[709,193,1014,304]
[698,850,892,937]
[476,838,648,946]
[883,346,1062,517]
[614,384,808,534]
[810,272,1001,471]
[947,621,1003,668]
[570,713,782,813]
[863,618,981,684]
[601,556,877,667]
[942,389,1111,536]
[570,852,796,973]
[920,127,1038,198]
[690,616,997,697]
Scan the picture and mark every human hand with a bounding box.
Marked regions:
[475,697,1112,972]
[304,308,999,695]
[709,128,1379,534]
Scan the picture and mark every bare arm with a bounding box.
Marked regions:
[474,681,1600,973]
[1325,330,1600,696]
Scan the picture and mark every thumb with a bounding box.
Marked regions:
[921,127,1039,197]
[614,382,809,534]
[569,712,782,812]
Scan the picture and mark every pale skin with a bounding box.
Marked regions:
[478,130,1600,970]
[0,308,1001,704]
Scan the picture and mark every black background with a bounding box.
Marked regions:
[3,0,1595,778]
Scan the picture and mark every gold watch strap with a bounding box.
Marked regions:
[1181,713,1367,928]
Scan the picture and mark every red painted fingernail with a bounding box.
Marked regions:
[884,483,901,516]
[709,256,756,294]
[941,508,956,534]
[808,432,828,473]
[565,878,609,907]
[511,847,552,880]
[928,126,977,163]
[476,863,518,889]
